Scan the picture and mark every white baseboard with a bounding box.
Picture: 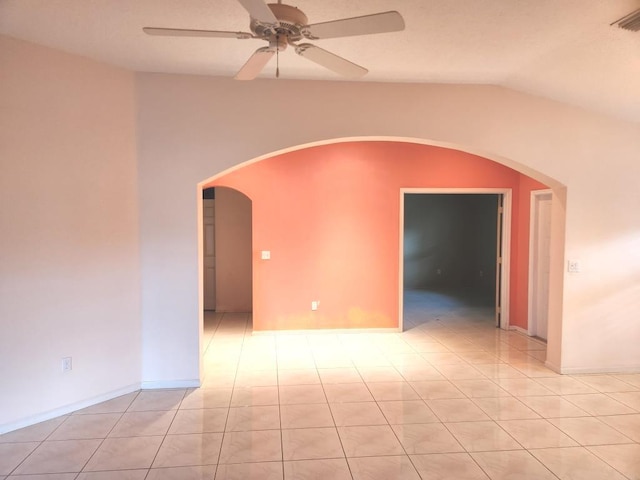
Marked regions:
[141,379,201,389]
[508,325,529,335]
[559,365,640,375]
[0,383,140,435]
[509,325,548,347]
[544,360,561,373]
[1,378,204,435]
[252,327,401,335]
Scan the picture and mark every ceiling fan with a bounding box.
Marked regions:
[143,0,405,80]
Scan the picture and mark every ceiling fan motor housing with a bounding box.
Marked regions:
[250,3,308,46]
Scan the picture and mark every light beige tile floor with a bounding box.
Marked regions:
[1,292,639,479]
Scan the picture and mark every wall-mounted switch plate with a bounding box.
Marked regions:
[62,357,72,372]
[567,260,581,273]
[311,301,319,311]
[261,250,271,260]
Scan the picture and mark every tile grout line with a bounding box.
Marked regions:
[140,388,187,478]
[275,329,285,480]
[317,345,356,479]
[6,304,640,479]
[216,311,248,472]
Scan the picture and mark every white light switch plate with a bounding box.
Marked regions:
[261,250,271,260]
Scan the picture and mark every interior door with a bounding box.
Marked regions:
[531,193,552,339]
[495,194,504,327]
[203,198,216,311]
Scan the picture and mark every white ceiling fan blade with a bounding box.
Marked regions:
[235,47,275,80]
[295,44,367,78]
[236,0,278,24]
[303,11,405,40]
[143,27,253,39]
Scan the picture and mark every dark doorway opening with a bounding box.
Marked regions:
[403,194,500,330]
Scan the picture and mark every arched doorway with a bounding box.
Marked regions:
[198,138,565,376]
[200,187,253,366]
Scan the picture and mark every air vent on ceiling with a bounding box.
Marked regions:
[612,8,640,31]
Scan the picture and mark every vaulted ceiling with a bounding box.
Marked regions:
[1,0,639,122]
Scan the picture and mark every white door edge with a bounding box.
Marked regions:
[528,189,553,338]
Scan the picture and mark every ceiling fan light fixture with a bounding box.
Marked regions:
[250,3,307,39]
[612,8,640,32]
[143,0,405,80]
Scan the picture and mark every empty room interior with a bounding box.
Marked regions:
[1,1,640,479]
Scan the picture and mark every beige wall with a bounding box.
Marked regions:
[214,187,252,312]
[0,37,141,432]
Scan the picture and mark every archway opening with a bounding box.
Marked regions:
[200,186,253,375]
[198,138,565,376]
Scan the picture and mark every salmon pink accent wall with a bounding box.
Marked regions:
[208,141,546,331]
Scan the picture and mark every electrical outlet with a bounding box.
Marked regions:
[567,260,581,273]
[311,301,319,311]
[62,357,72,372]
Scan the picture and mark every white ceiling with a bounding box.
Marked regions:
[2,0,639,122]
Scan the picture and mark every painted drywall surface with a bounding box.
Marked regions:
[214,187,253,312]
[0,37,141,430]
[136,74,640,380]
[211,142,536,331]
